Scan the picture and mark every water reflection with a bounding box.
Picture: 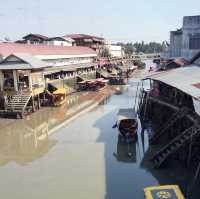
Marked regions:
[0,120,57,165]
[113,138,137,163]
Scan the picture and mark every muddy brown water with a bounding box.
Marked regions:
[0,70,199,199]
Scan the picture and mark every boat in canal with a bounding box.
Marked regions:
[46,85,66,106]
[52,88,66,106]
[77,78,108,91]
[144,185,185,199]
[115,108,138,142]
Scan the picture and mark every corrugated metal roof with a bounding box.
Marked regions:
[145,65,200,99]
[0,53,49,69]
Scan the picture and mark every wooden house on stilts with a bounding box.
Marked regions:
[0,43,98,118]
[138,53,200,178]
[0,53,50,118]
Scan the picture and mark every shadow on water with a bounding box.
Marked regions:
[93,77,200,199]
[92,80,151,199]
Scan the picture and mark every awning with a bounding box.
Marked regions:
[43,63,97,75]
[53,88,66,94]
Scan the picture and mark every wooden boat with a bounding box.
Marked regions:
[115,108,138,142]
[52,88,66,106]
[144,185,185,199]
[77,78,108,91]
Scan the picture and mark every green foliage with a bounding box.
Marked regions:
[117,41,165,55]
[133,60,146,69]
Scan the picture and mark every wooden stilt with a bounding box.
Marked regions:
[32,96,35,112]
[134,81,139,112]
[143,92,149,121]
[187,128,194,168]
[38,94,40,109]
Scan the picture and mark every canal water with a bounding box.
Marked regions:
[0,70,199,198]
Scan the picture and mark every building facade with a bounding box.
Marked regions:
[0,43,97,93]
[45,37,75,47]
[106,44,123,58]
[65,34,105,53]
[21,34,49,44]
[169,29,182,57]
[169,15,200,60]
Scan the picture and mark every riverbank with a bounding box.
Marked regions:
[0,85,119,134]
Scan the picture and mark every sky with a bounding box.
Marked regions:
[0,0,200,43]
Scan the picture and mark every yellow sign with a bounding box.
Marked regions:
[156,191,171,198]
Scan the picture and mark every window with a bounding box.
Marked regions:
[189,36,200,49]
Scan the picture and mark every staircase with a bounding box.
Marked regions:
[151,125,200,168]
[150,107,189,144]
[7,93,31,114]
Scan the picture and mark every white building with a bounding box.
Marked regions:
[45,37,75,47]
[107,44,123,58]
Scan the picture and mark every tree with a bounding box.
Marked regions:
[116,41,164,56]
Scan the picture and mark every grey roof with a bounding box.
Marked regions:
[117,108,137,121]
[0,53,50,70]
[145,65,200,99]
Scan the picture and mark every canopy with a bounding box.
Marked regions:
[117,109,137,121]
[53,88,66,95]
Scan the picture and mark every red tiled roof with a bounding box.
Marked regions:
[0,43,97,57]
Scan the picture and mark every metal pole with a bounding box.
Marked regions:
[143,92,149,121]
[134,81,140,112]
[137,80,144,114]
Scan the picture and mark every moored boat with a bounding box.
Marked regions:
[114,108,138,142]
[77,78,108,91]
[52,88,66,106]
